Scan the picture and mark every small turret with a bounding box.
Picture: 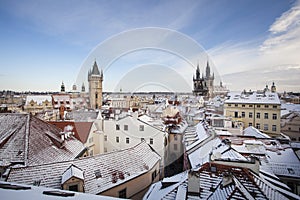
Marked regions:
[271,82,276,93]
[61,81,65,93]
[72,84,77,91]
[81,83,85,92]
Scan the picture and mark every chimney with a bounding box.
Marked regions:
[60,132,65,141]
[132,111,138,119]
[188,170,200,197]
[222,172,233,187]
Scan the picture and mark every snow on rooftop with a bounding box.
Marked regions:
[25,95,52,105]
[7,142,161,195]
[145,162,297,200]
[243,126,271,139]
[143,171,188,200]
[61,165,84,184]
[225,91,280,104]
[0,181,118,200]
[0,113,85,167]
[185,122,211,152]
[264,148,300,178]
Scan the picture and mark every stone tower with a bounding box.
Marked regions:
[88,61,103,109]
[205,61,214,98]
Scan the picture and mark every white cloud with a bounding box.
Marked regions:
[269,1,300,34]
[208,1,300,92]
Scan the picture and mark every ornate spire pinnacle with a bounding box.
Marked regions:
[91,60,100,75]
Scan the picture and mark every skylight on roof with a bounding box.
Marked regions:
[95,169,101,178]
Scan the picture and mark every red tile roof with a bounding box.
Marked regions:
[49,121,93,143]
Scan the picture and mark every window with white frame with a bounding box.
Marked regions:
[264,124,268,131]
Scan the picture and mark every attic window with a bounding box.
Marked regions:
[33,180,41,186]
[95,169,102,178]
[287,168,295,174]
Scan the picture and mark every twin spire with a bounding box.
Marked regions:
[194,60,214,79]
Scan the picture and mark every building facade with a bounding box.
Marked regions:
[224,89,281,136]
[88,61,103,109]
[281,112,300,141]
[24,95,53,114]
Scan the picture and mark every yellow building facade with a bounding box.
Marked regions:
[224,91,281,137]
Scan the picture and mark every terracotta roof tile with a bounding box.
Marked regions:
[49,121,93,143]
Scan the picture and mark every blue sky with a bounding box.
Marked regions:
[0,0,299,92]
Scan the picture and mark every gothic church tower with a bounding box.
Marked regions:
[205,61,214,98]
[88,61,103,109]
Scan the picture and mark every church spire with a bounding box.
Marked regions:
[91,60,100,75]
[206,60,211,78]
[196,62,200,79]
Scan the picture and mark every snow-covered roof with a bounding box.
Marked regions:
[143,171,188,200]
[7,142,161,195]
[265,148,300,178]
[0,113,85,167]
[52,94,71,101]
[188,138,248,169]
[243,126,271,138]
[185,122,211,152]
[25,95,52,105]
[144,162,298,200]
[69,110,99,122]
[0,181,119,200]
[232,141,266,155]
[138,114,164,131]
[225,91,280,105]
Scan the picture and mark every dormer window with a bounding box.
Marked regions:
[95,169,102,178]
[61,165,84,192]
